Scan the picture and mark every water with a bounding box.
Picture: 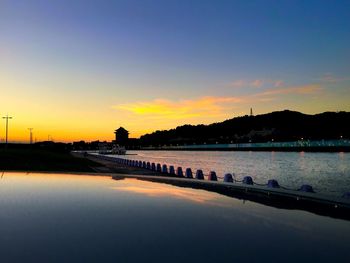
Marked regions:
[0,172,349,262]
[117,151,350,196]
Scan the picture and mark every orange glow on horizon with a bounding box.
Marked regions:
[2,73,349,143]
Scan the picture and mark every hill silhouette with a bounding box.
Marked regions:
[139,110,350,146]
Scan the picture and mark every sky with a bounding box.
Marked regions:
[1,0,349,142]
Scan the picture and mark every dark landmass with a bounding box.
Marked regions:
[139,110,350,146]
[0,144,100,172]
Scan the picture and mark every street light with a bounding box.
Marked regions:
[2,114,13,146]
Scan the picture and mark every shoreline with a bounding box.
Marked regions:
[138,146,350,152]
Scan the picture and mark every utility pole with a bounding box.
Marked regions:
[2,114,13,147]
[28,128,33,144]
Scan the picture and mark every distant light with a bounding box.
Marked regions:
[271,139,274,142]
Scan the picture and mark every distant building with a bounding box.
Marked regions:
[114,127,129,146]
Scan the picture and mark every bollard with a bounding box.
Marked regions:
[142,161,147,169]
[223,173,233,183]
[169,165,175,175]
[135,160,139,167]
[185,168,193,178]
[208,171,218,181]
[299,184,315,193]
[151,163,156,171]
[196,169,204,180]
[146,162,151,169]
[267,179,280,188]
[156,163,162,172]
[177,167,184,177]
[162,164,168,174]
[139,160,143,168]
[243,176,253,185]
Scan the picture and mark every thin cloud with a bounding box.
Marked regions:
[250,79,263,88]
[258,84,322,96]
[273,80,284,87]
[114,96,242,120]
[228,80,246,88]
[112,84,323,128]
[318,73,346,83]
[227,79,284,89]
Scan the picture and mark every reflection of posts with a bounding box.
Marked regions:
[2,114,13,146]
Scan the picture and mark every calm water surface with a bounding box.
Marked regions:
[0,172,349,262]
[121,151,350,196]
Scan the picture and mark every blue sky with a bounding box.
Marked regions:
[1,0,349,141]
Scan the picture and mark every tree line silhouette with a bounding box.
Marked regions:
[138,110,350,146]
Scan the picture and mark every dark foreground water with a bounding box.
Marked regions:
[118,150,350,196]
[0,172,350,262]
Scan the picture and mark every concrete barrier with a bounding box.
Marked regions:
[162,164,168,174]
[185,168,193,178]
[224,173,233,183]
[177,167,184,177]
[267,179,280,188]
[208,171,217,181]
[243,176,253,185]
[196,169,204,180]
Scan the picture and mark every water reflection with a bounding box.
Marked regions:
[112,179,223,204]
[0,172,349,263]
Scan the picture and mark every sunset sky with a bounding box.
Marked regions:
[1,0,349,142]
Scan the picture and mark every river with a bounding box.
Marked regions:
[117,150,350,197]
